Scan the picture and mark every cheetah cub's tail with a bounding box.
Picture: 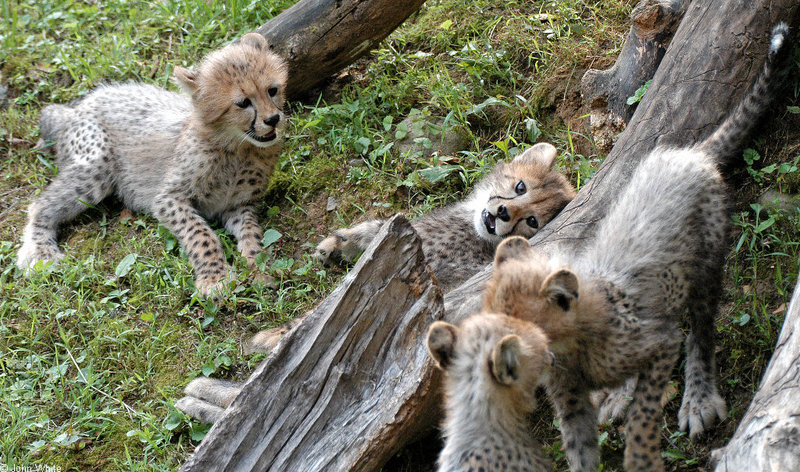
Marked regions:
[699,23,793,162]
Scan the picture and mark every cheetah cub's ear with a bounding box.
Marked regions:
[173,66,200,94]
[240,32,268,51]
[513,142,558,169]
[427,321,459,370]
[491,334,524,385]
[493,236,533,266]
[541,269,579,312]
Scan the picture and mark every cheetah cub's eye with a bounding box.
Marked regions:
[267,87,278,97]
[235,98,252,109]
[525,216,538,228]
[515,181,526,195]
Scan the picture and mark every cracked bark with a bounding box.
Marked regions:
[252,0,427,99]
[710,270,800,471]
[581,0,688,151]
[179,215,445,472]
[180,1,800,470]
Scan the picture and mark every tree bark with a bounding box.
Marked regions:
[254,0,427,99]
[180,215,445,472]
[710,272,800,471]
[581,0,687,151]
[181,2,800,470]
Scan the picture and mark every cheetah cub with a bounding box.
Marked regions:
[315,142,576,293]
[427,313,554,472]
[17,33,287,297]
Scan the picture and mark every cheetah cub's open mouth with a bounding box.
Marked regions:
[481,209,497,235]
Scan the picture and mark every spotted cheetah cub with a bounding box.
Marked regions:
[17,33,287,296]
[315,142,576,293]
[427,313,554,472]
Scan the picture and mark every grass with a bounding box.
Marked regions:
[1,0,799,470]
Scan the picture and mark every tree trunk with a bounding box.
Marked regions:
[254,0,427,99]
[181,1,800,470]
[581,0,687,151]
[710,272,800,471]
[179,215,445,472]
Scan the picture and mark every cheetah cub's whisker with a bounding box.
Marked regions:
[427,313,554,472]
[17,33,287,297]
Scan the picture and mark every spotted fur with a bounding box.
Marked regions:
[17,33,287,297]
[427,313,554,472]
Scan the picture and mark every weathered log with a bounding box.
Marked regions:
[710,271,800,471]
[180,215,445,472]
[581,0,687,151]
[254,0,427,99]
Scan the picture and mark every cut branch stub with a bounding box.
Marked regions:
[254,0,427,99]
[180,214,445,472]
[710,270,800,471]
[581,0,687,151]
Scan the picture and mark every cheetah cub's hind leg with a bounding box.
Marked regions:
[18,107,114,272]
[313,219,386,264]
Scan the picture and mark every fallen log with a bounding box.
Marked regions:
[180,215,445,471]
[710,271,800,471]
[254,0,427,99]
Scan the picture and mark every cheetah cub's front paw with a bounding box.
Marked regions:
[195,271,234,299]
[16,241,64,274]
[679,384,727,437]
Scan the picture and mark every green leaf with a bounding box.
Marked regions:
[439,19,453,29]
[754,216,775,233]
[140,312,154,322]
[743,148,760,166]
[115,253,138,278]
[201,362,215,377]
[418,165,459,183]
[382,115,393,131]
[395,121,408,140]
[261,229,282,248]
[190,423,211,440]
[163,411,183,431]
[787,105,800,114]
[626,79,651,105]
[524,117,541,142]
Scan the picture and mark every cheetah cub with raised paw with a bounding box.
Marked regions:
[17,33,287,297]
[315,142,576,293]
[427,313,554,472]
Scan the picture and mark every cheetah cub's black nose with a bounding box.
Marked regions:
[264,114,280,127]
[496,205,510,222]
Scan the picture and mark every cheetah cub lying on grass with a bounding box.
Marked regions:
[17,33,287,297]
[427,313,554,472]
[475,24,791,471]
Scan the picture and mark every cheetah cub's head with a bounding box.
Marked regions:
[173,33,288,150]
[427,313,553,418]
[472,143,575,244]
[484,236,584,345]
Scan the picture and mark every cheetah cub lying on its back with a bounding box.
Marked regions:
[315,142,576,293]
[427,313,554,472]
[17,33,287,297]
